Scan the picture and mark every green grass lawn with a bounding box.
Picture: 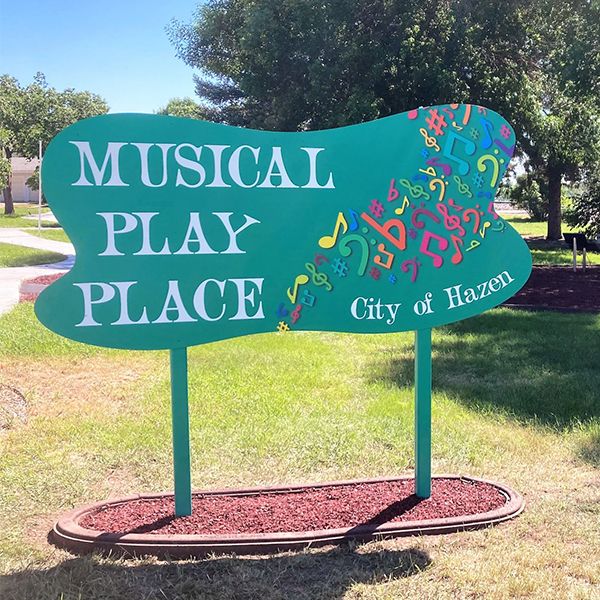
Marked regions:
[0,204,57,229]
[25,228,70,243]
[0,243,66,268]
[0,303,598,599]
[501,215,549,238]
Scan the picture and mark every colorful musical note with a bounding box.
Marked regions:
[314,253,329,266]
[387,179,399,202]
[412,207,441,229]
[338,234,370,276]
[462,104,472,125]
[277,321,290,333]
[277,303,289,317]
[448,198,464,211]
[429,178,446,202]
[426,157,452,176]
[465,240,480,252]
[420,231,449,268]
[374,243,395,269]
[348,209,360,232]
[394,196,410,216]
[419,128,441,152]
[399,178,431,200]
[301,289,316,307]
[477,154,500,187]
[487,201,499,220]
[479,116,495,149]
[291,304,303,325]
[361,213,407,251]
[453,175,473,198]
[287,274,309,303]
[491,220,505,233]
[463,208,481,234]
[419,166,437,177]
[494,138,515,157]
[305,262,333,291]
[436,204,466,237]
[479,222,491,239]
[443,131,476,175]
[319,212,348,249]
[401,257,421,282]
[450,234,464,265]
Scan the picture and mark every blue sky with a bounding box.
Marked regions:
[0,0,202,113]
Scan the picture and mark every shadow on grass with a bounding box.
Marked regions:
[369,309,600,429]
[0,545,430,600]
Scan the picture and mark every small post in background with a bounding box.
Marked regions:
[37,140,43,232]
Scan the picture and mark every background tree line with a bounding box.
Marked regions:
[0,73,108,214]
[165,0,600,240]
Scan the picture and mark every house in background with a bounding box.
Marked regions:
[9,157,40,203]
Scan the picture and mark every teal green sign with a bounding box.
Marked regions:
[36,105,531,350]
[36,105,531,516]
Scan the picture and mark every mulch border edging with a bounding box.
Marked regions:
[50,475,524,559]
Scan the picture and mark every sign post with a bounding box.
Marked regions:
[35,104,532,513]
[414,328,432,498]
[170,347,192,516]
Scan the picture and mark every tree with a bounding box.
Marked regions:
[156,97,210,119]
[169,0,600,239]
[0,73,109,214]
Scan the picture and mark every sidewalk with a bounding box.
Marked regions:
[0,228,75,316]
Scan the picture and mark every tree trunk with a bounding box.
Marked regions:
[546,166,562,241]
[3,185,14,215]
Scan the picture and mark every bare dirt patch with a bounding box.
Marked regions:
[0,384,27,429]
[0,356,160,419]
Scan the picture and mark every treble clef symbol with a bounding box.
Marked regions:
[305,262,333,291]
[291,304,303,324]
[399,178,431,201]
[436,204,466,237]
[453,175,473,199]
[419,128,441,152]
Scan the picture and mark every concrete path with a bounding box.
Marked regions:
[22,211,59,224]
[0,228,75,317]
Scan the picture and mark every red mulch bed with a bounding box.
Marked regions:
[505,265,600,312]
[19,273,64,302]
[79,478,506,536]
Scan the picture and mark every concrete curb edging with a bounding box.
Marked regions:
[50,475,524,559]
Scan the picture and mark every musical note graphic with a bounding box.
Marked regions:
[436,204,466,237]
[301,289,316,307]
[443,132,476,175]
[465,240,480,252]
[494,138,515,157]
[462,104,472,125]
[419,231,449,268]
[479,222,491,239]
[477,154,500,187]
[374,243,395,269]
[319,212,348,249]
[339,234,370,276]
[399,178,431,200]
[305,262,333,291]
[453,175,473,198]
[419,128,441,152]
[487,201,499,220]
[394,196,410,216]
[450,235,464,265]
[314,253,329,266]
[387,179,400,202]
[287,274,309,303]
[348,209,360,231]
[291,304,303,325]
[429,178,446,202]
[463,208,481,234]
[419,166,437,177]
[448,198,464,211]
[491,220,505,233]
[479,116,495,149]
[276,303,289,317]
[412,207,441,230]
[426,157,452,176]
[401,257,421,282]
[361,213,407,251]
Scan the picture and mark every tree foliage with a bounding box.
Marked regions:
[156,97,209,119]
[0,73,108,214]
[169,0,600,239]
